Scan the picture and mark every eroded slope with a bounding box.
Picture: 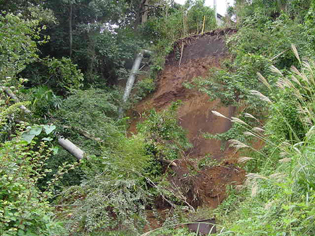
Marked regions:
[130,29,244,209]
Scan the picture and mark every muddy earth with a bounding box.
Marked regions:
[130,29,245,228]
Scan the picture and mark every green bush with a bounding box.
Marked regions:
[57,134,152,234]
[137,101,192,161]
[132,77,156,102]
[0,121,65,235]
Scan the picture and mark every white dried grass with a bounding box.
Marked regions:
[270,65,283,76]
[238,157,253,163]
[212,110,228,119]
[257,72,271,90]
[243,131,255,137]
[250,90,272,103]
[252,127,264,133]
[246,173,268,180]
[244,113,259,122]
[251,181,258,197]
[229,139,249,150]
[291,44,301,64]
[269,172,286,181]
[231,117,248,126]
[279,158,291,163]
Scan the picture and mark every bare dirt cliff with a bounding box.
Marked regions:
[130,29,245,210]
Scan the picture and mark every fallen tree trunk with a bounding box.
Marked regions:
[58,137,85,160]
[2,86,86,161]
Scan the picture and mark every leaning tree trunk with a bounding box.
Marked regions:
[119,50,151,118]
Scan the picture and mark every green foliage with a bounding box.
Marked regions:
[0,11,84,97]
[0,13,40,79]
[211,52,315,235]
[44,57,84,94]
[266,92,306,143]
[137,101,192,161]
[132,77,156,102]
[186,0,216,34]
[235,0,312,23]
[58,134,151,234]
[23,86,63,117]
[47,88,153,234]
[0,123,65,235]
[41,0,147,86]
[140,0,216,75]
[215,142,315,235]
[55,88,122,152]
[39,88,123,188]
[74,26,144,85]
[197,155,219,169]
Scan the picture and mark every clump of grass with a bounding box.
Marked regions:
[212,46,315,235]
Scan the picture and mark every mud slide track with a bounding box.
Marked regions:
[130,29,245,209]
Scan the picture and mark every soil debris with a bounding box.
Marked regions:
[131,29,244,217]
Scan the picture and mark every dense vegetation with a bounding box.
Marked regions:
[2,0,315,235]
[0,0,216,235]
[187,0,315,235]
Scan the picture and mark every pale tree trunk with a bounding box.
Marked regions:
[58,137,85,160]
[119,50,151,118]
[1,86,31,114]
[141,0,149,24]
[213,0,218,24]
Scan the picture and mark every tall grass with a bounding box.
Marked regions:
[213,47,315,235]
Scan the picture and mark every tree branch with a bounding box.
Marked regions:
[62,125,104,143]
[1,86,31,114]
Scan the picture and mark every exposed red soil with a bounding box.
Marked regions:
[130,29,244,217]
[129,29,237,160]
[169,158,245,209]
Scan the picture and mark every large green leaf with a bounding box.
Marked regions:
[21,132,36,143]
[29,126,42,135]
[43,124,56,135]
[21,126,43,143]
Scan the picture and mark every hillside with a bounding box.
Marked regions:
[130,29,245,212]
[2,1,315,235]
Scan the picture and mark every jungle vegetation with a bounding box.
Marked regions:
[1,0,315,235]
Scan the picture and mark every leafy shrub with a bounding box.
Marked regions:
[58,134,151,234]
[0,13,40,79]
[55,88,123,154]
[22,86,62,117]
[186,0,216,34]
[132,77,156,102]
[0,118,65,235]
[44,57,84,94]
[137,101,192,161]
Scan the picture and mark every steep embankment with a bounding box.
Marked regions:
[130,29,244,209]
